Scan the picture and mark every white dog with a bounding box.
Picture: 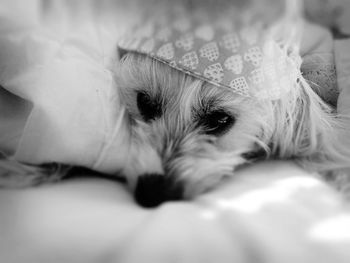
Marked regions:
[110,0,350,207]
[114,54,349,207]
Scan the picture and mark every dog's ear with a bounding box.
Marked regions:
[269,77,350,171]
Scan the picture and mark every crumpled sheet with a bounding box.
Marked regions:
[1,161,350,263]
[2,1,350,263]
[0,0,138,172]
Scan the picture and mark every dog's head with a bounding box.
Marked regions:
[114,51,343,207]
[113,7,348,207]
[116,53,267,202]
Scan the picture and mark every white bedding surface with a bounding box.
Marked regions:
[0,0,137,172]
[305,0,350,33]
[1,161,350,263]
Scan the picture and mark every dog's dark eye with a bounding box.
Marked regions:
[136,91,162,121]
[201,111,235,136]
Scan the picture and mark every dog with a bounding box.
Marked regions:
[108,0,350,207]
[113,51,350,207]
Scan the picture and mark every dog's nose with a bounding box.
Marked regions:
[134,173,184,208]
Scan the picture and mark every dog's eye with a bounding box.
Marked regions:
[201,111,235,136]
[136,91,162,121]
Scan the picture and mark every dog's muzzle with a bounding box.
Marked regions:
[134,173,184,208]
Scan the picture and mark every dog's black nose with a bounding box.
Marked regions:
[134,173,184,208]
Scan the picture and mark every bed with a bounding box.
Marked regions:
[2,161,350,263]
[1,0,350,262]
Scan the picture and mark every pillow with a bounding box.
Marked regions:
[1,161,350,263]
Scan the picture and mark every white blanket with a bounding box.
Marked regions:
[1,161,350,263]
[0,0,136,172]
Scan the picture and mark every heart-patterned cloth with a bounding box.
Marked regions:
[118,2,302,100]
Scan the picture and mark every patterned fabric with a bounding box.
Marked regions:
[118,8,302,100]
[302,53,338,106]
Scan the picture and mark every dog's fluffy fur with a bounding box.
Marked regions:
[111,52,350,198]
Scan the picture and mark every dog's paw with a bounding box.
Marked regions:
[0,159,68,188]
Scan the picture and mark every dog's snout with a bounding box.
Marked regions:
[134,173,184,208]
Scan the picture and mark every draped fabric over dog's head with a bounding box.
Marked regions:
[118,0,303,100]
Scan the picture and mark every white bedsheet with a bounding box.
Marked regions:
[0,0,136,172]
[1,161,350,263]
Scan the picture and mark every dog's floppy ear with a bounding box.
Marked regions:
[269,77,350,172]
